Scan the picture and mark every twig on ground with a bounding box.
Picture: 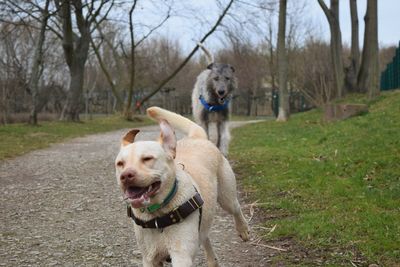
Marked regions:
[350,261,358,267]
[247,200,257,223]
[267,224,277,235]
[250,242,288,252]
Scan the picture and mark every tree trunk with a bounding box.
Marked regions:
[60,61,86,120]
[56,0,101,121]
[246,91,252,116]
[268,23,276,91]
[347,0,360,92]
[358,0,379,98]
[318,0,345,99]
[28,0,50,125]
[124,1,138,119]
[276,0,289,122]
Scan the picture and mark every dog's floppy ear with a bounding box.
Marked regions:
[207,63,214,70]
[159,119,176,159]
[121,129,140,146]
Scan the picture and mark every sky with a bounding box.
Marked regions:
[143,0,400,52]
[309,0,400,47]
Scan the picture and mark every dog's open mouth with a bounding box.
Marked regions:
[218,97,225,105]
[124,181,161,208]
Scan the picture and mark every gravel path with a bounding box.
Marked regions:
[0,122,277,266]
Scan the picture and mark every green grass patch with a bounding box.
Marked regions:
[0,115,153,159]
[231,90,400,266]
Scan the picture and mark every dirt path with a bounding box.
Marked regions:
[0,122,279,267]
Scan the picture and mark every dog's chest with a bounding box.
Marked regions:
[204,110,228,123]
[133,212,200,259]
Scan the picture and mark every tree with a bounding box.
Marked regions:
[318,0,344,99]
[55,0,113,121]
[358,0,379,98]
[28,0,51,125]
[91,1,172,118]
[276,0,289,121]
[346,0,360,92]
[135,0,235,111]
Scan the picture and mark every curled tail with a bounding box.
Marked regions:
[147,107,207,140]
[198,42,214,65]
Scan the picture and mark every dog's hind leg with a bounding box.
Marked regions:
[216,121,230,156]
[202,237,219,267]
[217,157,249,241]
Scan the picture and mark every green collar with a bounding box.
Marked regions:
[141,179,178,213]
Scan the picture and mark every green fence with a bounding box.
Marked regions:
[381,41,400,91]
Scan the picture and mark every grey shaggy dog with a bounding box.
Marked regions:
[191,43,237,156]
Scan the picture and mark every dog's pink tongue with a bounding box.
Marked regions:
[131,194,149,208]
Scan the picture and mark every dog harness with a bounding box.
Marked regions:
[127,189,204,230]
[199,95,230,112]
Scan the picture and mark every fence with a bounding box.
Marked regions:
[381,41,400,91]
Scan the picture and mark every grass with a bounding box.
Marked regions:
[230,90,400,266]
[0,115,153,160]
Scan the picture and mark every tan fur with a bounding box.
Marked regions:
[115,107,249,267]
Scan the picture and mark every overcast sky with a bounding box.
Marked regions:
[310,0,400,47]
[144,0,400,52]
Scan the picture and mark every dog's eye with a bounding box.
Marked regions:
[116,161,124,168]
[213,76,219,81]
[225,76,230,81]
[142,156,154,162]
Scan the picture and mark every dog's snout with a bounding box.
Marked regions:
[120,168,137,182]
[217,89,226,96]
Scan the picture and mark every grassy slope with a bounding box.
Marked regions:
[0,115,152,160]
[231,90,400,266]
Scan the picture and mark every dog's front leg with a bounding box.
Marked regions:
[167,227,198,267]
[217,121,230,156]
[142,258,163,267]
[170,253,194,267]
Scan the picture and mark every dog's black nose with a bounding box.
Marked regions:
[218,90,225,96]
[120,168,137,182]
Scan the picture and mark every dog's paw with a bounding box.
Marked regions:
[237,226,250,242]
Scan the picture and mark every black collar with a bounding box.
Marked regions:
[127,191,204,229]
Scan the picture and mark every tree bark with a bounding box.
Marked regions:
[318,0,345,99]
[358,0,379,98]
[57,0,106,121]
[124,1,138,119]
[276,0,289,122]
[28,0,51,125]
[267,21,276,91]
[347,0,360,92]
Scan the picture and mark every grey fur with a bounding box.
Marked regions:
[192,44,237,156]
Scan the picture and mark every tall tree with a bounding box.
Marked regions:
[347,0,360,92]
[276,0,289,121]
[318,0,344,98]
[55,0,113,121]
[358,0,379,98]
[28,0,51,125]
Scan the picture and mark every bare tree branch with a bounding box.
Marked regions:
[135,6,171,48]
[135,0,235,110]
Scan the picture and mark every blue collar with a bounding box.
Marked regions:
[199,95,230,112]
